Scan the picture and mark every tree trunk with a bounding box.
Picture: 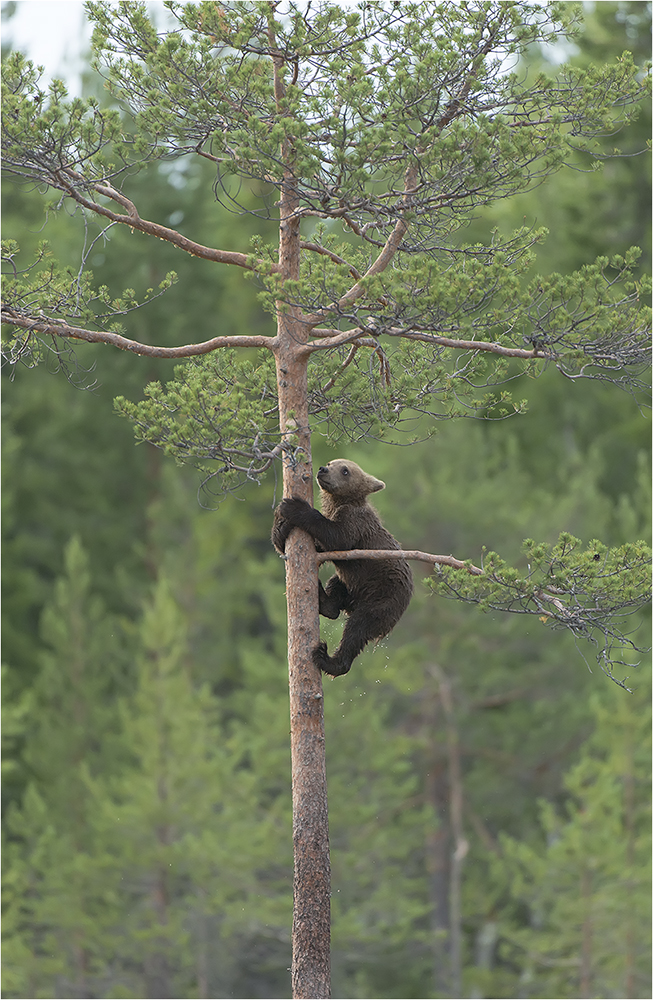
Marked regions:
[274,176,331,997]
[432,664,468,998]
[623,729,635,999]
[424,682,450,995]
[277,345,331,998]
[286,522,331,999]
[579,867,593,999]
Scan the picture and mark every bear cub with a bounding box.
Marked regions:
[272,460,413,676]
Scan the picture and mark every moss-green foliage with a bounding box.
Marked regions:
[1,236,177,374]
[473,1,652,280]
[2,51,123,177]
[114,242,649,467]
[430,533,651,686]
[115,349,282,491]
[2,558,293,999]
[83,2,644,213]
[2,1,649,443]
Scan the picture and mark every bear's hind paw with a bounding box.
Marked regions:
[313,642,351,677]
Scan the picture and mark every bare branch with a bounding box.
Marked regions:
[304,328,371,351]
[315,549,484,575]
[56,171,280,273]
[320,343,360,394]
[387,330,543,360]
[304,325,542,360]
[308,326,361,339]
[1,311,276,358]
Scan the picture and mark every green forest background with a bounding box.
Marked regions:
[2,3,651,998]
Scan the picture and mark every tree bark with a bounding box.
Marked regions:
[278,354,331,997]
[274,157,331,995]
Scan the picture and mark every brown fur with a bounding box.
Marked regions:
[272,460,413,676]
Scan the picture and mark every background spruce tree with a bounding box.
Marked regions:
[2,3,646,996]
[2,538,126,998]
[491,686,651,999]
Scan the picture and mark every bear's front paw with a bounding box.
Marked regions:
[271,522,288,554]
[278,496,312,523]
[271,503,292,553]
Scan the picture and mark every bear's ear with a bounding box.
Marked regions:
[367,475,385,493]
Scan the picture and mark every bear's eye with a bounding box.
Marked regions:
[341,467,349,476]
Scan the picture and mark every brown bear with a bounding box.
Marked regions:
[272,460,413,676]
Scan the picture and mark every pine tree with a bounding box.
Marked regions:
[2,4,650,992]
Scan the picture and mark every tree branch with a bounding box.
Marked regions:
[303,325,543,360]
[299,241,361,280]
[0,311,275,358]
[302,215,408,328]
[304,329,375,352]
[312,541,651,687]
[298,23,501,331]
[320,343,360,393]
[56,170,280,273]
[315,549,484,575]
[389,329,543,360]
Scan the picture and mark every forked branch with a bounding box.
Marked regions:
[54,170,281,273]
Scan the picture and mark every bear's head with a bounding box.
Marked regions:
[316,460,385,504]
